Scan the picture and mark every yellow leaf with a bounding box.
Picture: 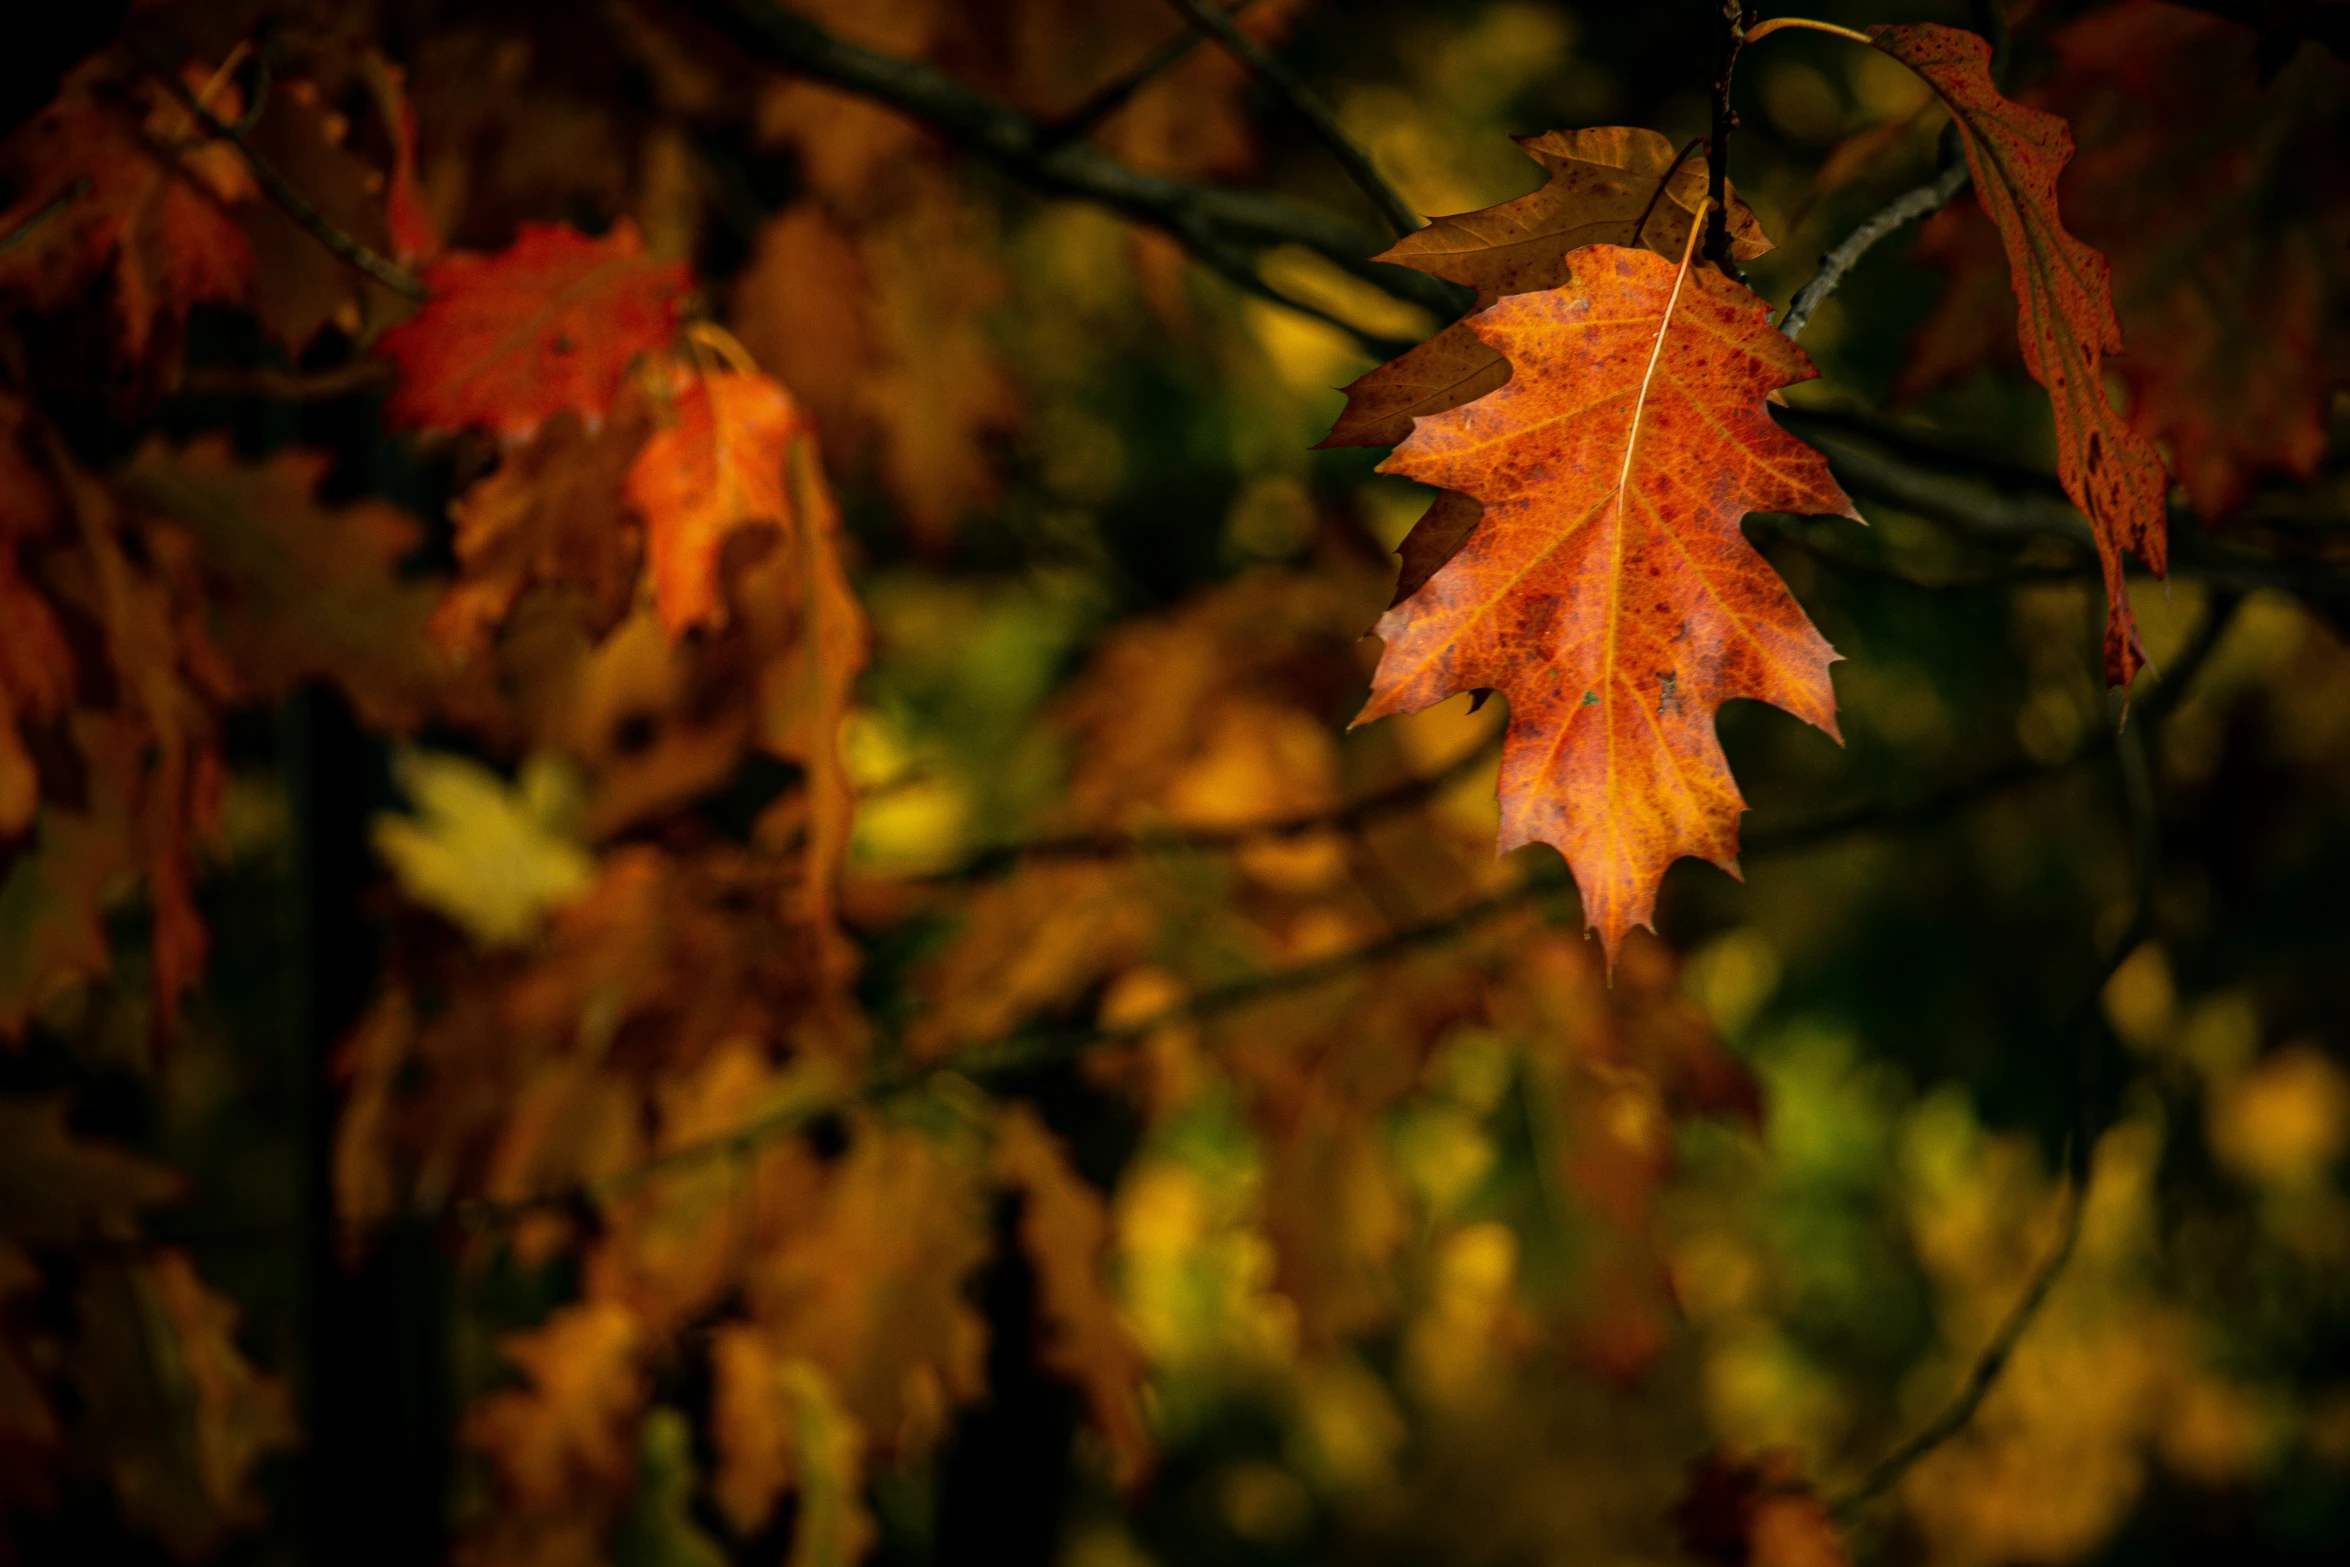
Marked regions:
[371,747,595,947]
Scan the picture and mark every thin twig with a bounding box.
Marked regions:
[1776,406,2350,628]
[917,732,1499,884]
[178,360,396,401]
[0,178,90,258]
[132,41,429,301]
[1780,159,1968,339]
[449,655,2235,1237]
[688,0,1465,324]
[1040,0,1269,148]
[1826,596,2229,1522]
[1161,0,1421,238]
[452,862,1573,1229]
[1829,1186,2083,1519]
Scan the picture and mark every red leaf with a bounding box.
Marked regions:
[0,58,255,361]
[375,221,688,439]
[1872,23,2170,688]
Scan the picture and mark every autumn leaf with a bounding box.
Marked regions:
[0,1097,182,1242]
[0,551,74,836]
[731,170,1018,547]
[1871,23,2170,688]
[1358,239,1855,959]
[68,1252,296,1558]
[434,403,652,656]
[469,1299,646,1512]
[238,75,404,353]
[1905,2,2350,520]
[710,1339,876,1567]
[120,442,466,732]
[376,220,688,438]
[357,51,442,265]
[0,721,143,1038]
[1320,127,1770,453]
[0,56,255,362]
[625,367,810,635]
[994,1106,1153,1488]
[371,748,596,948]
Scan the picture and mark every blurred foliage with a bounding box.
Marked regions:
[2,2,2348,1567]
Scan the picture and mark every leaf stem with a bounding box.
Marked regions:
[1161,0,1422,239]
[1741,16,1874,47]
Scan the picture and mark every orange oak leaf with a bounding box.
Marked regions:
[1320,128,1770,455]
[1358,240,1855,959]
[624,368,810,635]
[0,57,255,362]
[376,221,688,438]
[1871,23,2170,688]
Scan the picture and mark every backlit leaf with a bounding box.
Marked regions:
[1359,244,1855,959]
[371,748,596,948]
[624,368,807,635]
[376,221,688,438]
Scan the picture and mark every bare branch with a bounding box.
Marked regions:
[452,859,1571,1230]
[1039,0,1269,149]
[1775,406,2350,629]
[687,0,1466,324]
[0,178,90,258]
[1705,2,1749,269]
[134,42,429,302]
[1780,159,1968,339]
[1825,594,2232,1520]
[917,733,1498,884]
[1160,0,1422,238]
[1829,1185,2084,1518]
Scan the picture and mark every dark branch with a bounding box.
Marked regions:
[1704,2,1749,268]
[1040,0,1269,148]
[1775,406,2350,632]
[0,177,88,257]
[1780,159,1968,339]
[917,734,1498,884]
[1161,0,1422,238]
[135,43,429,302]
[687,0,1467,324]
[453,860,1572,1229]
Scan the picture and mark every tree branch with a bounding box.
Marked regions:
[686,0,1467,324]
[1826,594,2229,1520]
[916,733,1498,884]
[1039,0,1269,148]
[1775,406,2350,631]
[1705,2,1750,268]
[1780,159,1968,339]
[134,42,429,302]
[1160,0,1422,238]
[452,860,1573,1230]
